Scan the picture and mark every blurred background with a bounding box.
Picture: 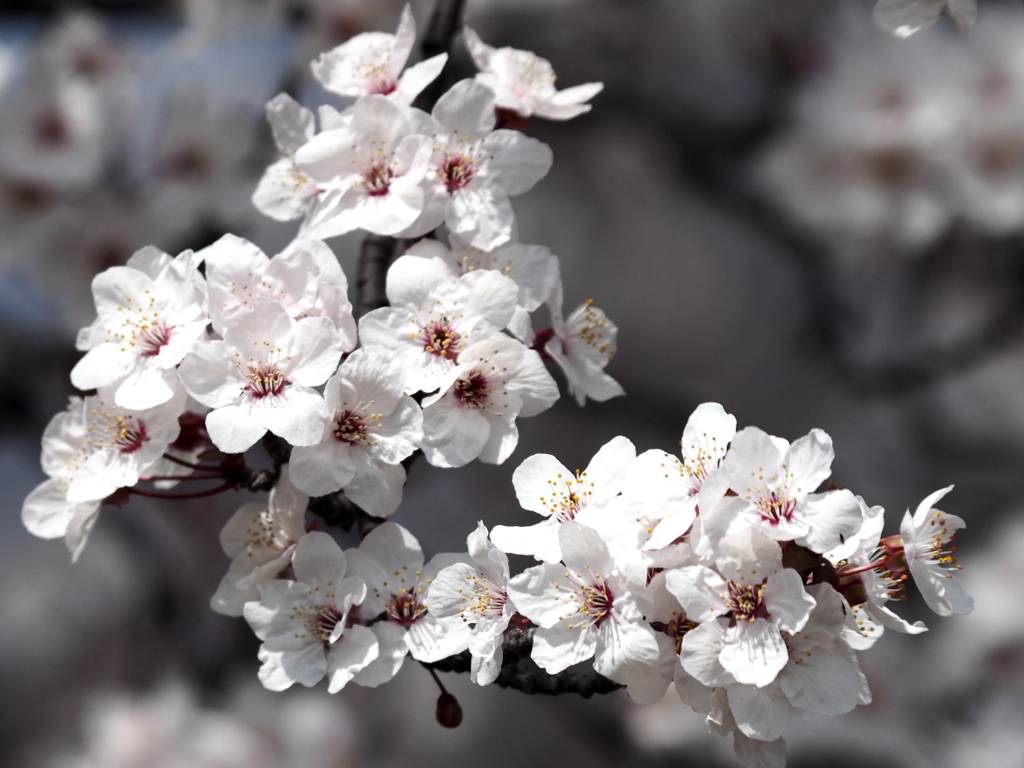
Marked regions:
[2,0,1024,766]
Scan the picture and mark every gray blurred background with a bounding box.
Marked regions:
[2,0,1023,766]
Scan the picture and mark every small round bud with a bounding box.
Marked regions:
[436,691,463,728]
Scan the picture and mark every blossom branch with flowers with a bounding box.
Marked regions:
[19,3,975,768]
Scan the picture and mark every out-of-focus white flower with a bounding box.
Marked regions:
[874,0,977,38]
[490,435,635,562]
[244,532,377,693]
[428,522,515,685]
[252,93,322,222]
[21,397,101,561]
[211,465,309,616]
[289,346,423,516]
[310,4,447,105]
[71,247,208,411]
[420,335,558,468]
[463,26,603,122]
[178,298,342,453]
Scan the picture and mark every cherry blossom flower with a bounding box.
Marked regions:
[490,435,636,563]
[410,79,553,250]
[507,521,660,687]
[344,523,471,687]
[428,522,515,685]
[243,532,378,693]
[310,4,447,105]
[874,0,977,38]
[289,346,423,516]
[420,335,558,468]
[615,402,736,554]
[251,93,321,222]
[65,384,186,503]
[295,95,433,238]
[724,585,864,744]
[357,253,519,394]
[211,466,309,616]
[178,298,343,453]
[21,397,101,561]
[71,246,208,411]
[714,427,863,554]
[404,232,560,342]
[668,527,817,687]
[828,497,927,648]
[898,485,974,617]
[463,26,603,122]
[541,282,624,406]
[200,233,356,345]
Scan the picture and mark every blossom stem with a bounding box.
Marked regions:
[836,558,888,576]
[138,473,225,482]
[128,482,234,500]
[161,453,220,471]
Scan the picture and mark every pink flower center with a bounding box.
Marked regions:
[114,417,148,454]
[727,581,768,622]
[439,153,475,193]
[756,490,796,526]
[333,410,370,444]
[368,76,398,96]
[139,323,173,357]
[362,162,393,196]
[453,371,492,408]
[387,592,427,627]
[310,605,345,648]
[576,581,614,628]
[420,319,461,359]
[245,364,288,399]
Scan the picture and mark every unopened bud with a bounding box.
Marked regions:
[436,691,463,728]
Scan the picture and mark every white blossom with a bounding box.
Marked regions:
[463,26,603,121]
[344,523,471,687]
[428,522,515,686]
[507,521,660,687]
[410,79,553,250]
[490,435,636,563]
[251,92,321,222]
[289,346,423,516]
[178,298,342,453]
[420,334,558,468]
[357,253,519,395]
[296,95,433,238]
[899,485,974,616]
[71,246,208,410]
[542,282,624,405]
[310,4,447,105]
[211,466,309,617]
[243,532,377,693]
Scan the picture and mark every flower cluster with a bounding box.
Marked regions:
[21,7,619,558]
[234,402,972,768]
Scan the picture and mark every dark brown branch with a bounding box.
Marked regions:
[425,627,623,697]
